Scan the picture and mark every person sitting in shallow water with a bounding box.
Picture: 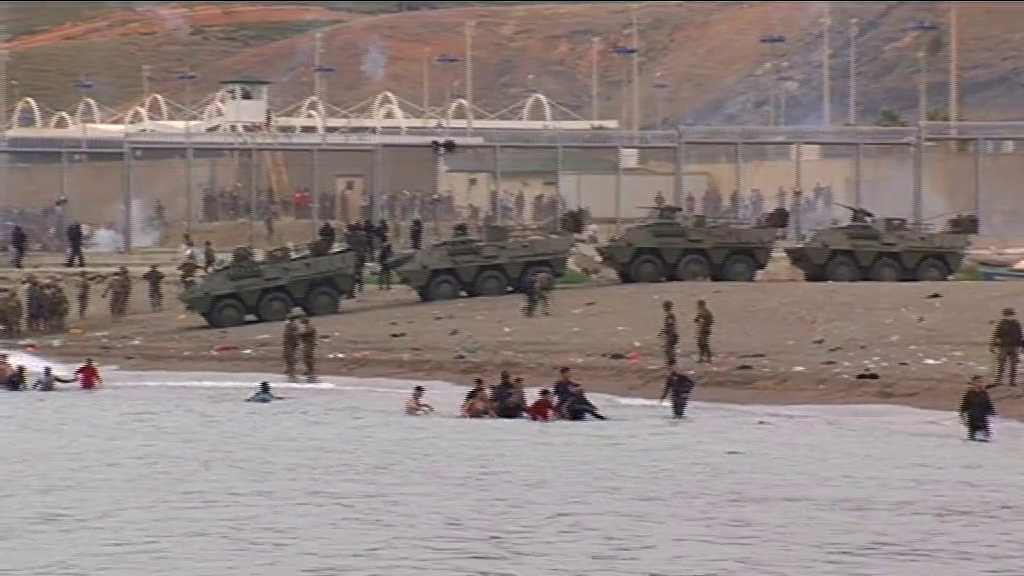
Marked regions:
[33,366,76,391]
[247,381,283,403]
[4,365,26,392]
[461,378,492,418]
[563,383,607,421]
[405,385,434,415]
[491,371,525,419]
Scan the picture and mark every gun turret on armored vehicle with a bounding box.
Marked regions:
[389,222,575,302]
[595,205,785,283]
[783,206,979,282]
[179,241,358,328]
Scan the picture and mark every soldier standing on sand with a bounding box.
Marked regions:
[51,283,69,332]
[299,316,318,381]
[141,265,165,312]
[25,276,44,332]
[990,307,1023,387]
[76,272,91,320]
[694,299,715,363]
[0,288,19,337]
[102,267,131,321]
[377,242,393,290]
[282,316,299,379]
[522,271,553,318]
[659,300,679,367]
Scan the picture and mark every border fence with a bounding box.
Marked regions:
[1,122,1021,252]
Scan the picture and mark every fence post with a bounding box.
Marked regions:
[432,145,444,239]
[555,133,565,229]
[491,144,502,224]
[121,136,133,253]
[370,140,384,223]
[247,139,258,247]
[792,142,803,239]
[184,113,194,236]
[733,142,744,218]
[311,120,324,234]
[614,142,623,234]
[853,142,864,209]
[911,122,924,230]
[973,138,983,232]
[672,127,685,206]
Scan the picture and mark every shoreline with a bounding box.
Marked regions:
[9,281,1024,420]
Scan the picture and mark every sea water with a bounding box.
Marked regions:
[1,351,1022,576]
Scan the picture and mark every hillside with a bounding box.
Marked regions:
[7,1,1024,125]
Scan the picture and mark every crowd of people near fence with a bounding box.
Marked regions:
[197,182,840,232]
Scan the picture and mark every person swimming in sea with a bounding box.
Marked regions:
[247,381,283,403]
[32,366,76,392]
[405,385,434,415]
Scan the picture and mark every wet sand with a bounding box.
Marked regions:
[16,278,1024,418]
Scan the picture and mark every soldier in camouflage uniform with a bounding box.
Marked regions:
[141,265,165,312]
[178,259,200,290]
[50,283,69,332]
[76,271,92,320]
[0,288,21,337]
[659,300,679,367]
[298,316,318,380]
[102,267,132,321]
[24,276,44,332]
[990,307,1023,387]
[522,270,553,318]
[282,316,299,379]
[694,299,715,363]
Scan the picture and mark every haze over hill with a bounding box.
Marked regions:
[5,1,1024,126]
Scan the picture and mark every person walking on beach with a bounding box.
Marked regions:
[659,300,679,367]
[282,316,299,379]
[959,376,996,441]
[660,367,696,419]
[298,316,318,381]
[694,299,715,363]
[990,307,1022,387]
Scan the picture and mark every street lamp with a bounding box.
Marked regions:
[177,70,199,234]
[848,18,859,125]
[759,34,786,126]
[652,72,670,130]
[611,44,638,131]
[906,20,940,124]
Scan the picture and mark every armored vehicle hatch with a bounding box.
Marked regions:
[179,242,359,328]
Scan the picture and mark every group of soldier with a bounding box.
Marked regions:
[281,315,319,380]
[0,263,171,337]
[659,299,716,367]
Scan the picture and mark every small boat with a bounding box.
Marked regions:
[977,267,1024,281]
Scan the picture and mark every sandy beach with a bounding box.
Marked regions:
[11,273,1023,418]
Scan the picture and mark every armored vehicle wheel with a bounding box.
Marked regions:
[302,285,340,316]
[257,292,293,322]
[207,298,246,328]
[719,254,758,282]
[915,258,949,281]
[868,258,903,282]
[675,254,712,281]
[473,270,510,297]
[425,273,461,301]
[629,255,664,283]
[824,255,860,282]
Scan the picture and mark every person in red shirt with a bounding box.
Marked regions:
[526,389,557,421]
[74,358,102,390]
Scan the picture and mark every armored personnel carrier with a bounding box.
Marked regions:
[783,206,979,282]
[596,205,784,283]
[389,223,575,302]
[180,241,358,328]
